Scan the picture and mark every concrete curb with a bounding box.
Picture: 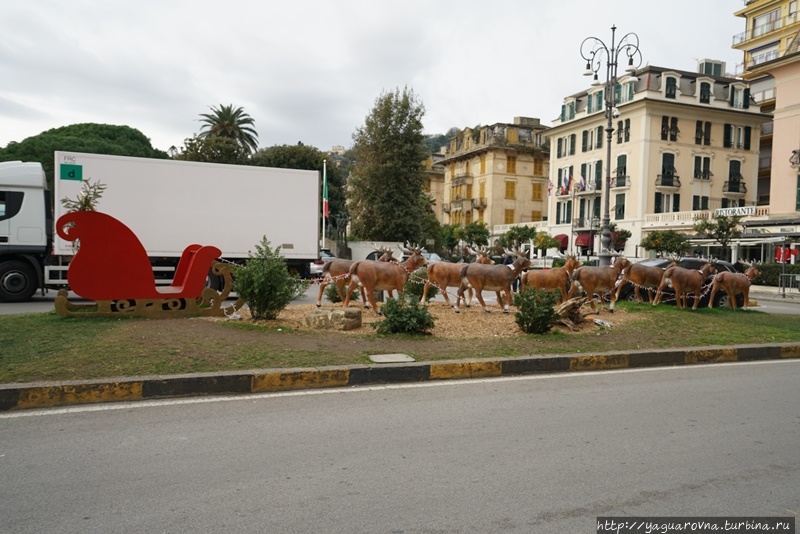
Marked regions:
[2,342,800,411]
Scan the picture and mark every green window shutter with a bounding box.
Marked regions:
[625,119,630,142]
[702,196,709,210]
[581,163,587,181]
[614,84,621,104]
[596,126,603,148]
[704,121,711,146]
[556,202,562,223]
[582,130,588,152]
[743,88,750,109]
[595,159,603,189]
[579,198,586,219]
[695,120,703,145]
[557,138,563,158]
[561,105,566,122]
[655,192,663,213]
[661,116,669,140]
[593,198,601,218]
[723,124,732,148]
[566,200,572,221]
[569,134,576,155]
[587,97,593,114]
[744,126,752,150]
[692,195,700,211]
[617,121,623,144]
[673,194,680,212]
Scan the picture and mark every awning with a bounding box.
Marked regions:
[554,234,568,249]
[575,233,592,247]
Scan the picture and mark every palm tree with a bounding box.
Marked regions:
[198,104,259,154]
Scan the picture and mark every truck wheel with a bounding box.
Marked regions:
[0,261,38,302]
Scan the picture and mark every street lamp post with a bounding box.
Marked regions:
[581,25,641,266]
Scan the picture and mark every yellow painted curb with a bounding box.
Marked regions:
[252,369,350,392]
[17,382,143,409]
[569,354,629,371]
[780,345,800,359]
[685,348,737,364]
[429,361,502,380]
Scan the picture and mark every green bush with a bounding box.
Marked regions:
[324,280,360,303]
[754,263,800,287]
[372,297,435,335]
[233,236,309,320]
[513,287,559,335]
[403,266,438,303]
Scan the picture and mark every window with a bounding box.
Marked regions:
[692,195,709,211]
[728,160,744,191]
[694,156,712,180]
[665,77,677,99]
[614,193,626,220]
[654,192,680,213]
[617,121,624,144]
[753,8,781,38]
[582,130,589,152]
[480,155,486,174]
[723,124,752,150]
[596,126,603,149]
[660,153,678,187]
[624,119,630,142]
[594,160,603,191]
[695,121,711,146]
[504,180,516,199]
[531,182,543,201]
[595,91,603,112]
[699,82,711,104]
[661,116,679,141]
[530,210,542,222]
[569,134,576,156]
[729,86,751,109]
[615,154,627,187]
[504,209,515,225]
[507,156,517,174]
[465,211,472,225]
[567,102,575,120]
[557,138,563,158]
[587,95,593,114]
[533,158,543,176]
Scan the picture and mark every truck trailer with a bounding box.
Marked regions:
[0,152,320,302]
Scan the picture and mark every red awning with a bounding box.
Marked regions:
[554,234,568,249]
[575,233,592,247]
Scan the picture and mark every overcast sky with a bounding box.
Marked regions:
[1,1,747,154]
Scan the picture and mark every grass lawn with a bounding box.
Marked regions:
[1,302,799,384]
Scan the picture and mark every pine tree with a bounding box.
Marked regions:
[348,88,428,242]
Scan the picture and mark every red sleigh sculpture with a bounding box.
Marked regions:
[54,211,244,318]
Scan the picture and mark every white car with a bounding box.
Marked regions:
[310,248,336,278]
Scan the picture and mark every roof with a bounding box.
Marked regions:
[0,161,47,189]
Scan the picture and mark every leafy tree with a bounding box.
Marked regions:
[348,87,428,243]
[0,123,168,192]
[534,233,561,255]
[640,230,691,256]
[462,222,490,246]
[175,134,249,164]
[198,104,259,154]
[608,223,632,252]
[60,179,106,212]
[498,226,537,250]
[693,215,743,260]
[251,144,346,222]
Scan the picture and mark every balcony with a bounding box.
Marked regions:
[655,174,681,189]
[693,170,713,181]
[572,217,600,231]
[723,180,748,195]
[452,173,473,186]
[611,175,630,188]
[471,197,487,209]
[732,13,797,46]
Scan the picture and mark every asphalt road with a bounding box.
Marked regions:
[1,360,798,533]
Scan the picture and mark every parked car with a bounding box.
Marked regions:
[616,257,744,308]
[400,249,442,265]
[309,248,336,278]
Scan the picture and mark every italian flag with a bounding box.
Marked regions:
[322,173,329,219]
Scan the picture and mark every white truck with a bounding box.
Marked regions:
[0,151,320,302]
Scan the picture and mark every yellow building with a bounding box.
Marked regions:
[437,117,550,231]
[543,64,768,258]
[733,0,800,246]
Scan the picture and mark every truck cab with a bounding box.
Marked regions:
[0,161,53,301]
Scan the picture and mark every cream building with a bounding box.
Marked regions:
[437,117,550,230]
[733,0,800,247]
[542,64,768,258]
